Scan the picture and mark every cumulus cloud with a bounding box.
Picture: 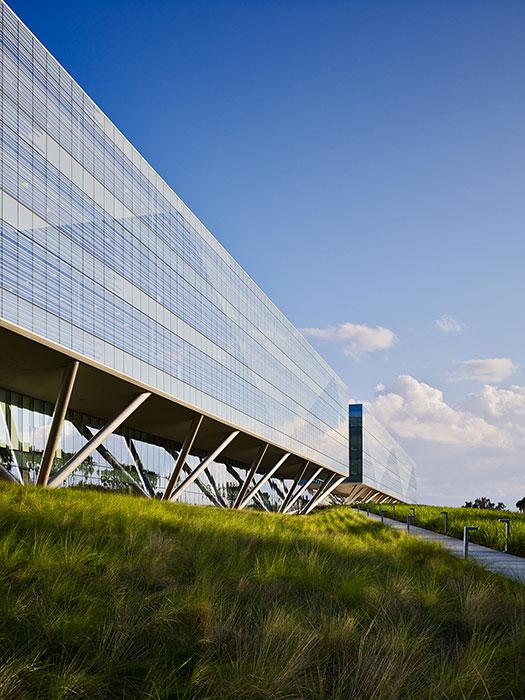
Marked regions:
[462,384,525,435]
[368,375,503,447]
[434,314,463,333]
[301,322,397,359]
[369,376,525,506]
[477,384,525,418]
[451,357,519,384]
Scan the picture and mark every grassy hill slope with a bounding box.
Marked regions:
[0,484,524,699]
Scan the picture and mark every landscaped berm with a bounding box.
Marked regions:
[1,485,525,699]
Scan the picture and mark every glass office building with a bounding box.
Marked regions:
[0,1,415,508]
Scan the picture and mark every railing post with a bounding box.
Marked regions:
[463,526,478,558]
[498,518,510,552]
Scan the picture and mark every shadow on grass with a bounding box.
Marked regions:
[0,485,524,699]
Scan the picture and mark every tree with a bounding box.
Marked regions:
[516,498,525,513]
[0,445,13,468]
[463,497,506,510]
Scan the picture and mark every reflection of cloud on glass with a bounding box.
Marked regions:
[0,405,23,481]
[275,411,348,472]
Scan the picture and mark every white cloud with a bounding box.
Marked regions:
[375,382,385,393]
[369,376,525,507]
[462,385,525,443]
[301,322,397,359]
[452,357,519,384]
[434,314,463,333]
[478,384,525,418]
[368,375,502,447]
[400,439,525,508]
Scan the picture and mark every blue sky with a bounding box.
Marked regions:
[10,0,525,506]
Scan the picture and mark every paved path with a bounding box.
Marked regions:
[367,512,525,584]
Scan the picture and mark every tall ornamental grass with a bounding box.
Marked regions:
[1,484,524,699]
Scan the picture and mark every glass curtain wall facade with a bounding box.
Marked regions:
[0,387,295,509]
[348,404,417,503]
[0,0,349,495]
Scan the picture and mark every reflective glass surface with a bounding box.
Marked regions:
[0,387,304,509]
[0,2,349,473]
[348,403,417,502]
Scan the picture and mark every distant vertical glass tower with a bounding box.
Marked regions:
[345,404,417,503]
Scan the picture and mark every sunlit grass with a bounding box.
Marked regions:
[1,484,524,698]
[364,502,525,556]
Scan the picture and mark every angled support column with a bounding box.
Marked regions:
[300,472,335,515]
[226,465,267,511]
[0,463,18,483]
[347,485,363,504]
[0,406,22,484]
[282,467,323,514]
[279,461,309,513]
[238,452,290,510]
[37,361,79,486]
[359,485,372,501]
[199,466,228,508]
[48,392,151,488]
[358,486,374,502]
[125,437,155,497]
[267,476,286,502]
[162,415,203,500]
[75,424,150,497]
[232,444,268,509]
[303,475,345,515]
[179,461,225,507]
[93,441,150,497]
[342,484,361,504]
[348,486,364,504]
[170,430,239,502]
[361,487,376,503]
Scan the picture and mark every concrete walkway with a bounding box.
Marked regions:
[367,512,525,584]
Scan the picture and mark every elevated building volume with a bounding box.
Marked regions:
[0,1,415,510]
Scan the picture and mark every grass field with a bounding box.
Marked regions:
[1,485,525,699]
[362,503,525,557]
